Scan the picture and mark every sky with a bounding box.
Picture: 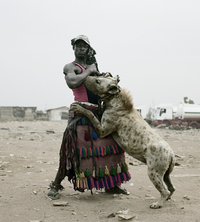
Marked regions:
[1,0,200,112]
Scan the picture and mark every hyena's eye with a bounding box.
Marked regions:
[96,79,101,84]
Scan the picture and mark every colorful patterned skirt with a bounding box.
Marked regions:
[58,103,131,192]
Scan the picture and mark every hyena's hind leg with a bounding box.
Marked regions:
[147,168,170,209]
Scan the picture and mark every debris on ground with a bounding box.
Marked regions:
[46,130,55,134]
[108,209,137,220]
[53,201,68,206]
[117,214,137,220]
[183,195,190,200]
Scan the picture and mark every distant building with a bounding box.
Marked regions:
[36,110,48,121]
[0,106,37,121]
[46,106,69,121]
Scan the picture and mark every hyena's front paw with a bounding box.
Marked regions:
[71,104,85,114]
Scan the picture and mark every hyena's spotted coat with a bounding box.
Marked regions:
[71,73,176,208]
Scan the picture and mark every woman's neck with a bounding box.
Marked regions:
[74,58,87,68]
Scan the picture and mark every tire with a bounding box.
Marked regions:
[163,120,171,127]
[190,122,198,129]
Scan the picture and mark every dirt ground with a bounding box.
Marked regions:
[0,121,200,222]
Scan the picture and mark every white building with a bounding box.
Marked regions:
[47,106,69,121]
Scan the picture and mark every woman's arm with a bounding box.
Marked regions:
[64,63,99,89]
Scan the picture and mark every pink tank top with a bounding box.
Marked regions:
[71,62,89,102]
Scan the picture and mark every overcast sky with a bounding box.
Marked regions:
[1,0,200,111]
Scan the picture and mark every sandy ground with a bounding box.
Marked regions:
[0,121,200,222]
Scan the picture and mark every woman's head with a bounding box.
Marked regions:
[71,35,97,66]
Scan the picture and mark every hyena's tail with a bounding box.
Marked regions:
[163,153,176,199]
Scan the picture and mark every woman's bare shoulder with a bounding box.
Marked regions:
[63,62,75,75]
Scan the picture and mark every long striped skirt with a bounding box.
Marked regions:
[58,104,131,191]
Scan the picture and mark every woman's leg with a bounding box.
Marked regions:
[47,169,65,200]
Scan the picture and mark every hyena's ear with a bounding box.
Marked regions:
[115,75,120,83]
[108,84,120,94]
[102,72,113,78]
